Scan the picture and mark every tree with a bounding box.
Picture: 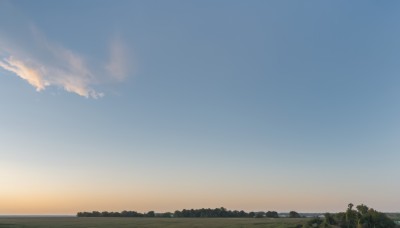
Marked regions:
[239,210,247,217]
[147,211,155,217]
[289,211,301,218]
[91,211,101,217]
[160,212,173,217]
[356,204,368,215]
[248,212,256,218]
[323,212,337,225]
[345,203,357,228]
[336,203,396,228]
[173,210,182,217]
[265,211,279,218]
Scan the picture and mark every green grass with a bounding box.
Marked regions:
[0,217,308,228]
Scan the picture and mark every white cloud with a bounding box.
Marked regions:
[0,20,130,99]
[0,50,102,98]
[0,57,47,91]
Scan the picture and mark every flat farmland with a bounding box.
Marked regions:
[0,217,308,228]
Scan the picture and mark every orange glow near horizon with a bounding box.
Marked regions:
[0,187,385,215]
[2,161,398,214]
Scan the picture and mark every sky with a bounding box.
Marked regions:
[1,0,400,215]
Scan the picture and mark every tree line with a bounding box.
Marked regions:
[77,207,285,218]
[77,203,397,227]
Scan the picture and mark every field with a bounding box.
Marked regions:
[0,217,308,228]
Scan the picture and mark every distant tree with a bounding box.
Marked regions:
[231,210,240,218]
[248,212,256,218]
[147,211,155,217]
[109,211,121,217]
[289,211,301,218]
[160,212,173,218]
[76,207,288,219]
[173,210,182,217]
[255,212,265,218]
[239,210,248,217]
[265,211,279,218]
[219,207,228,217]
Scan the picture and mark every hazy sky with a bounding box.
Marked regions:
[1,0,400,215]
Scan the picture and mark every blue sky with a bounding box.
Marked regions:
[1,0,400,214]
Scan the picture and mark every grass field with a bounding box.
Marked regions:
[0,217,308,228]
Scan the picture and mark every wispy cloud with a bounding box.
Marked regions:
[0,56,47,91]
[106,37,130,82]
[0,27,103,98]
[0,9,130,99]
[0,54,102,98]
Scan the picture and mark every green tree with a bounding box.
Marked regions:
[289,211,301,218]
[356,204,368,215]
[147,211,155,217]
[324,212,337,225]
[266,211,279,218]
[345,203,357,228]
[336,203,395,228]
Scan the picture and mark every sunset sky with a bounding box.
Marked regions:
[1,0,400,215]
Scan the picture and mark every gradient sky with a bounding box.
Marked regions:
[1,0,400,215]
